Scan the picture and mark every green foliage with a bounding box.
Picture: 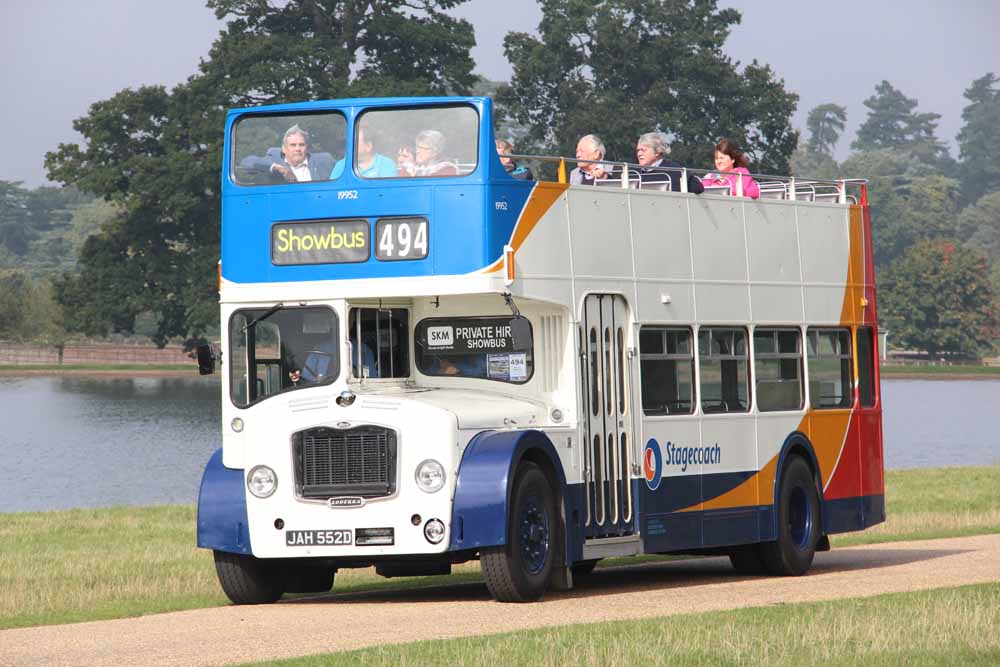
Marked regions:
[44,0,476,346]
[880,240,998,356]
[0,270,63,343]
[852,80,948,163]
[789,143,839,179]
[498,0,799,174]
[0,181,88,262]
[957,73,1000,205]
[841,149,961,270]
[805,102,847,156]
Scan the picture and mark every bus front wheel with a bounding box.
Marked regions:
[481,462,558,602]
[760,456,821,576]
[213,550,285,604]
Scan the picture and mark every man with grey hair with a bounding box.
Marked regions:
[570,134,611,185]
[240,124,334,183]
[635,131,703,194]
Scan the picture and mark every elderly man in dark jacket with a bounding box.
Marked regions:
[634,132,703,194]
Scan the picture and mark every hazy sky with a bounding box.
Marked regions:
[3,0,997,187]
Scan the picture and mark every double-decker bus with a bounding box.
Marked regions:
[196,96,884,604]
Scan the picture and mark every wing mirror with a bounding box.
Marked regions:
[196,343,216,375]
[510,315,532,352]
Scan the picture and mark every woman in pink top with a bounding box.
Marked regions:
[701,138,760,199]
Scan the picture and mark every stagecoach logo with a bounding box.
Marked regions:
[643,438,663,491]
[328,496,365,509]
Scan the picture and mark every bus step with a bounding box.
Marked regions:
[582,534,641,560]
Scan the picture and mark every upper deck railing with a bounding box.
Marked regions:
[500,154,868,205]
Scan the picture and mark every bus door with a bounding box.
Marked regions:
[580,294,635,538]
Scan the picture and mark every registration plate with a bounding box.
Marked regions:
[285,529,353,547]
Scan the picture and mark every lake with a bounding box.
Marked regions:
[1,375,997,513]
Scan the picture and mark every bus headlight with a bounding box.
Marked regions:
[415,459,446,493]
[424,519,446,544]
[247,465,277,498]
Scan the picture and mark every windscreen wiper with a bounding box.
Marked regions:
[241,303,284,333]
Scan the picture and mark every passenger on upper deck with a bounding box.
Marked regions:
[701,138,760,199]
[240,124,334,183]
[330,127,398,179]
[495,139,534,181]
[569,134,611,185]
[634,132,705,194]
[396,130,458,177]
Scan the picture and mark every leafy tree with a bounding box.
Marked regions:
[957,73,1000,205]
[789,143,839,180]
[840,149,959,270]
[958,191,1000,269]
[498,0,799,174]
[880,240,998,357]
[851,81,947,162]
[806,103,847,156]
[45,0,476,346]
[0,270,63,343]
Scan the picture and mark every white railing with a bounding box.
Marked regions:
[499,153,867,205]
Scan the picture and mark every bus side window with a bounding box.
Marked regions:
[807,328,853,408]
[754,328,804,412]
[857,327,877,407]
[698,327,750,414]
[639,327,694,415]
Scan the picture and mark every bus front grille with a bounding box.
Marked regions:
[293,425,396,498]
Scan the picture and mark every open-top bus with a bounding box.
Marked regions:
[197,96,884,603]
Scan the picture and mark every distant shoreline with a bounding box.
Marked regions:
[0,365,205,378]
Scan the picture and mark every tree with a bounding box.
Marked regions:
[498,0,799,175]
[805,103,847,156]
[957,73,1000,205]
[880,240,998,357]
[46,0,476,346]
[840,149,959,270]
[958,191,1000,293]
[851,81,946,161]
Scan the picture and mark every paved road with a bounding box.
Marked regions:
[2,534,998,667]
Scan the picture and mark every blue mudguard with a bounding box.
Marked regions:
[449,429,567,551]
[196,448,251,554]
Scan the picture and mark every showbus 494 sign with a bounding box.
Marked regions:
[424,319,515,354]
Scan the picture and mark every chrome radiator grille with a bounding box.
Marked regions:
[293,425,396,498]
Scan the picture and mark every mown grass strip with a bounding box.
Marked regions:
[248,584,1000,667]
[1,466,998,630]
[879,364,1000,377]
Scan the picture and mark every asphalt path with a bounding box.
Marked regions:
[2,533,998,666]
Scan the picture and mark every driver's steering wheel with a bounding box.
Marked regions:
[301,350,332,382]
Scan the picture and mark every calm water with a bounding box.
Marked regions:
[1,376,998,513]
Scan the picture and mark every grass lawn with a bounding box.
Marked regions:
[879,364,1000,378]
[248,583,1000,667]
[1,466,998,630]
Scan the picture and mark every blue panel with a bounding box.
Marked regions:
[640,470,754,515]
[219,95,542,284]
[448,430,568,552]
[825,495,871,534]
[862,493,886,528]
[196,449,251,554]
[642,512,701,552]
[703,509,759,547]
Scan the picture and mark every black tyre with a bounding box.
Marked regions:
[481,462,559,602]
[571,559,599,577]
[759,456,821,576]
[213,550,285,604]
[728,545,766,574]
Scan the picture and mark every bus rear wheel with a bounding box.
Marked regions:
[760,456,820,576]
[213,550,285,604]
[481,462,558,602]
